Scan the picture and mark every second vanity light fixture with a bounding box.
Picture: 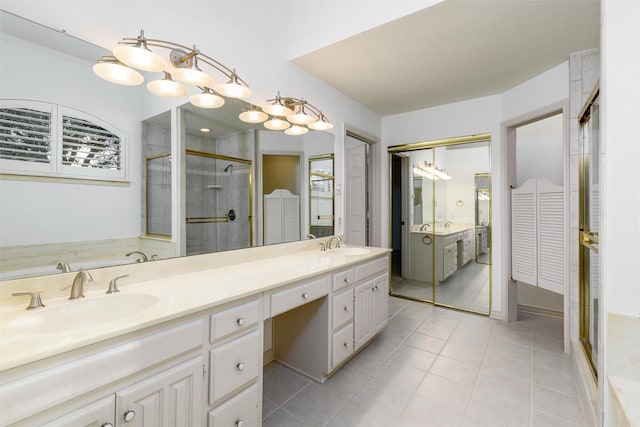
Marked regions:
[93,30,252,107]
[413,161,452,180]
[239,92,333,136]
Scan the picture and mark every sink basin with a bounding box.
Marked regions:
[330,247,370,256]
[1,293,158,335]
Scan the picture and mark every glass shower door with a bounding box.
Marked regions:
[579,93,600,377]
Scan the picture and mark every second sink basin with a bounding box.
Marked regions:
[330,247,370,256]
[1,293,158,335]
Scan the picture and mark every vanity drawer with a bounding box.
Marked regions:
[332,323,354,369]
[210,298,260,343]
[208,383,259,427]
[209,330,260,405]
[270,275,329,317]
[332,288,354,330]
[332,267,355,291]
[355,256,388,281]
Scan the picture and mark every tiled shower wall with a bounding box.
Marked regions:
[568,48,600,425]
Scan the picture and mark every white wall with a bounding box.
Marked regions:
[381,62,569,319]
[0,34,142,245]
[515,114,564,187]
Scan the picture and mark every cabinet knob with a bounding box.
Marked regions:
[344,306,350,312]
[102,424,114,427]
[302,292,309,300]
[236,420,244,427]
[344,277,350,283]
[343,342,349,348]
[236,362,245,371]
[123,410,135,422]
[236,317,245,326]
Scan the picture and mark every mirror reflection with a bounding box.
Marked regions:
[389,139,491,314]
[0,11,334,280]
[309,154,334,238]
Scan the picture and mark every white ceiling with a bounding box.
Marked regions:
[292,0,600,116]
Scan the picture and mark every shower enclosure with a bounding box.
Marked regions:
[185,150,252,256]
[145,153,172,237]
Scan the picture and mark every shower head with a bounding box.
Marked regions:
[224,164,234,172]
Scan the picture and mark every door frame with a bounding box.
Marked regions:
[500,100,569,351]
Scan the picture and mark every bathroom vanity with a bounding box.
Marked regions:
[0,240,389,426]
[409,226,474,283]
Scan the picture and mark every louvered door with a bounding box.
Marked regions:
[511,177,565,294]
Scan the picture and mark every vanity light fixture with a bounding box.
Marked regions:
[94,30,252,108]
[414,162,452,180]
[239,92,333,135]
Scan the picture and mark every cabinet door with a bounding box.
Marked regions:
[371,274,389,333]
[354,279,375,351]
[115,357,203,427]
[40,395,115,427]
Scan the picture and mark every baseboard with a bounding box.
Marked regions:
[263,348,274,366]
[517,303,563,320]
[489,310,503,321]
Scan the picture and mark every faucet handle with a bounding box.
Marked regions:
[319,242,327,251]
[106,274,129,294]
[12,291,45,310]
[56,261,71,273]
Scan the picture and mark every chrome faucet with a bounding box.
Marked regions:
[126,250,148,263]
[306,233,317,239]
[419,223,431,231]
[328,236,342,249]
[445,221,452,228]
[56,261,71,273]
[70,269,93,299]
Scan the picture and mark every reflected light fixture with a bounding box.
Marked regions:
[284,125,309,136]
[263,116,291,131]
[190,87,225,109]
[147,72,188,97]
[414,162,452,180]
[95,30,252,108]
[239,93,333,135]
[239,104,269,123]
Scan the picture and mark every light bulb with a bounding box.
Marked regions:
[93,59,143,86]
[113,44,166,72]
[308,120,334,131]
[288,105,315,125]
[239,108,268,123]
[147,72,188,97]
[214,74,252,99]
[264,117,291,131]
[190,89,225,108]
[171,67,215,88]
[284,125,309,136]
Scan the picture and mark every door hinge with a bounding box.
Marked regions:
[203,364,207,379]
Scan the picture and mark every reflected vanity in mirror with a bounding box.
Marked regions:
[389,135,492,314]
[0,10,334,280]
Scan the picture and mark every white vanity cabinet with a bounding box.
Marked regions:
[331,256,389,363]
[3,318,206,426]
[114,356,203,427]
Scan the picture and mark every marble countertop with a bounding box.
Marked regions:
[0,245,389,372]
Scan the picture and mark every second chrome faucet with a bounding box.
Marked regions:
[69,269,93,299]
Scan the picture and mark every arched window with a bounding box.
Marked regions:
[0,99,126,181]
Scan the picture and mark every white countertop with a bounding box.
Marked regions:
[410,226,473,236]
[0,245,390,372]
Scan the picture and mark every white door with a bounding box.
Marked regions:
[345,138,367,245]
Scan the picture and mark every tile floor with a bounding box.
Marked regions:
[390,260,491,313]
[262,297,588,427]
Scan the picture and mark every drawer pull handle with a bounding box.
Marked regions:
[344,277,350,283]
[236,317,245,326]
[344,306,350,312]
[236,362,245,371]
[236,420,244,427]
[302,292,309,300]
[123,410,135,422]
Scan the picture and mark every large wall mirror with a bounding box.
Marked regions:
[389,135,492,315]
[0,11,334,280]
